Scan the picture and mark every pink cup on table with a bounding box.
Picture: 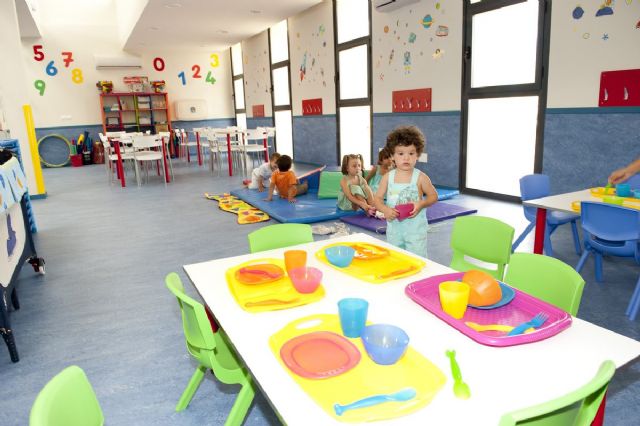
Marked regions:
[395,203,413,221]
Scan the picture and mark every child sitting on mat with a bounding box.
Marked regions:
[265,155,309,203]
[365,147,393,195]
[373,126,438,257]
[243,153,281,192]
[337,154,377,216]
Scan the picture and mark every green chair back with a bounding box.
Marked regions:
[499,360,615,426]
[30,365,104,426]
[450,215,515,280]
[505,253,585,316]
[166,273,255,424]
[248,223,313,253]
[318,171,343,199]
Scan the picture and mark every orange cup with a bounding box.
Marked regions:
[284,250,307,272]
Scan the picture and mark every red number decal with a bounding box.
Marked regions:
[192,65,202,78]
[33,45,44,61]
[153,57,165,71]
[61,52,74,68]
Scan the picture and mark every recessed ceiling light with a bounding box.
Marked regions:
[164,3,182,8]
[149,26,160,31]
[217,30,229,34]
[250,10,261,14]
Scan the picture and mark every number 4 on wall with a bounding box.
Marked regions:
[206,71,216,85]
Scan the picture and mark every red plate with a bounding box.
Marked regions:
[280,331,361,379]
[234,264,284,285]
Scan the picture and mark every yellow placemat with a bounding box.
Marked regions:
[315,242,425,284]
[269,314,446,423]
[225,258,325,312]
[205,192,270,224]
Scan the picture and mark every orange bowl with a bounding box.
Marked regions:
[462,270,502,306]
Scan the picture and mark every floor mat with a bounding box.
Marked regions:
[340,202,478,234]
[205,193,270,224]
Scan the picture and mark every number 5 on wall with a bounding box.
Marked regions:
[33,45,44,61]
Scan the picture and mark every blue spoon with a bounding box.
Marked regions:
[333,388,417,416]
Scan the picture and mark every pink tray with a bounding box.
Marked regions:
[405,272,572,347]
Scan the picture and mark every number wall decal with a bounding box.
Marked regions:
[206,71,217,85]
[61,52,74,67]
[192,65,202,78]
[153,57,165,71]
[71,69,83,84]
[178,71,186,85]
[210,53,219,68]
[45,61,58,76]
[34,80,46,96]
[33,45,44,61]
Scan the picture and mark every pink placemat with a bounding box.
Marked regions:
[405,272,572,347]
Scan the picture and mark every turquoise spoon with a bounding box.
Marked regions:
[333,388,416,416]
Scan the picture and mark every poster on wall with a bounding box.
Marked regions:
[392,88,432,113]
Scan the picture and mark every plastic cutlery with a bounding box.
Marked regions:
[244,298,299,307]
[333,388,416,416]
[238,267,281,278]
[507,312,549,336]
[376,265,418,279]
[446,350,470,399]
[465,321,534,334]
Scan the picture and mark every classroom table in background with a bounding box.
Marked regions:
[183,233,640,425]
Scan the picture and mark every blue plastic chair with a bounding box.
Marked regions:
[575,202,640,320]
[512,174,582,257]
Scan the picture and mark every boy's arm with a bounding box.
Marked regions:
[287,184,297,203]
[265,180,275,201]
[257,175,265,191]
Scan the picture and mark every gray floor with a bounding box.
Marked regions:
[0,161,638,425]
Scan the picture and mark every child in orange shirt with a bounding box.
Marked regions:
[265,155,309,203]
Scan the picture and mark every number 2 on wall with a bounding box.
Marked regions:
[192,65,201,78]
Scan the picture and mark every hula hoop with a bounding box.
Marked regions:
[38,134,72,167]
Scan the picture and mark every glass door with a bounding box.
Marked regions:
[461,0,550,198]
[269,20,294,157]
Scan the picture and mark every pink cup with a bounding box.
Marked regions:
[395,203,413,220]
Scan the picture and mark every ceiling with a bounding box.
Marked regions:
[124,0,323,53]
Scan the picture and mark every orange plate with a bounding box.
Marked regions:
[280,331,361,379]
[234,264,284,285]
[349,243,390,260]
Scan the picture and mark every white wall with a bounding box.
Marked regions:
[548,1,640,107]
[21,0,234,127]
[372,0,462,112]
[0,0,38,192]
[289,1,336,115]
[242,31,273,118]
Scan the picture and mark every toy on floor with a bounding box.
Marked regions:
[204,193,270,224]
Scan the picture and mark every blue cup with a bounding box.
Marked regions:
[616,183,631,197]
[338,298,368,338]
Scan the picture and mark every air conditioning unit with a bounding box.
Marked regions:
[94,54,143,69]
[374,0,420,13]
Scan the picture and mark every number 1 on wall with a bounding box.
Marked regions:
[178,71,186,85]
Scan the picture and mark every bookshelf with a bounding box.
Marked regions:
[100,92,171,134]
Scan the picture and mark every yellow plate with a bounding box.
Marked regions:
[226,258,325,312]
[269,314,445,423]
[316,242,425,284]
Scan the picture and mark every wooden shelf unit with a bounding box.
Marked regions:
[100,92,172,134]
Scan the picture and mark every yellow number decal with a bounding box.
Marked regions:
[210,53,219,68]
[71,68,83,84]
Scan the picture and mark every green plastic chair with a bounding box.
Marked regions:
[499,360,615,426]
[30,365,104,426]
[247,223,313,253]
[166,273,255,425]
[449,215,515,280]
[505,253,585,316]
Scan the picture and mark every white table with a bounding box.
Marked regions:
[183,233,640,425]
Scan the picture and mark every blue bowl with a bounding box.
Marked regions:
[324,245,355,268]
[361,324,409,365]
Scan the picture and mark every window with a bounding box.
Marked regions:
[230,43,246,127]
[334,0,372,166]
[269,20,294,157]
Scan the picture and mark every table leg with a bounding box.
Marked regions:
[161,137,170,183]
[533,208,546,254]
[196,132,203,166]
[227,133,233,176]
[114,143,126,188]
[591,392,606,426]
[263,137,269,162]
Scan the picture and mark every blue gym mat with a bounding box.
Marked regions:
[229,188,361,224]
[435,187,459,200]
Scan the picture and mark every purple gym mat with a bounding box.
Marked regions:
[340,202,477,234]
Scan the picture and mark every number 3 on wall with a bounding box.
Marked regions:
[210,54,219,68]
